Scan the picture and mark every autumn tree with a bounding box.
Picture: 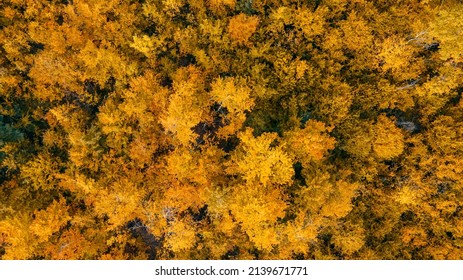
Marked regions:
[2,0,463,260]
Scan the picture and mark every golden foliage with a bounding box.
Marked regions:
[228,14,259,46]
[210,77,254,137]
[161,66,209,145]
[3,0,463,260]
[340,11,373,52]
[20,153,61,191]
[92,178,145,230]
[0,213,35,259]
[228,128,294,186]
[207,0,236,14]
[428,4,463,62]
[372,115,405,159]
[228,184,287,250]
[166,218,197,253]
[284,119,336,164]
[30,199,71,243]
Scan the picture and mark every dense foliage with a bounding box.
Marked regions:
[1,0,463,259]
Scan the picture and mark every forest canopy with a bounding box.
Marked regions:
[1,0,463,259]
